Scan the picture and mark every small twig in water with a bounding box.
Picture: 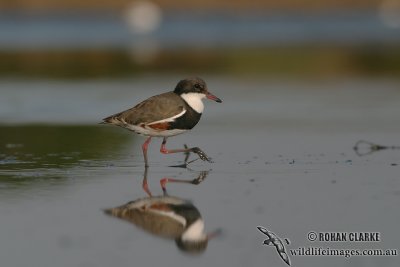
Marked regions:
[353,140,400,156]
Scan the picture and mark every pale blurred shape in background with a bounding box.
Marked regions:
[124,1,162,63]
[124,0,162,34]
[379,0,400,28]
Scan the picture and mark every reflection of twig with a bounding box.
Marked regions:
[353,140,400,156]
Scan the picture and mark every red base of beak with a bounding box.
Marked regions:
[206,93,222,103]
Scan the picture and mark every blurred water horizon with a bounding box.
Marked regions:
[1,8,400,79]
[1,10,400,50]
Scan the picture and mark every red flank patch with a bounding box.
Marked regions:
[148,122,170,130]
[149,203,171,211]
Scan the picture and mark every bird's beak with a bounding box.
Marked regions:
[206,91,222,103]
[207,228,222,240]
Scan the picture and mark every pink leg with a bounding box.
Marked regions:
[142,176,152,197]
[160,171,208,192]
[142,136,152,167]
[160,137,212,162]
[160,178,182,192]
[141,167,152,196]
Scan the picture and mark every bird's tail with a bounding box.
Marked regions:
[99,115,116,125]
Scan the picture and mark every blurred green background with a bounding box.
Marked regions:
[1,0,400,79]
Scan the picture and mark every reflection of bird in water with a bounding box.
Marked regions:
[257,226,291,266]
[101,77,222,167]
[105,196,208,253]
[104,170,218,254]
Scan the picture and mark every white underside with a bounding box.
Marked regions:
[125,124,187,137]
[128,196,186,208]
[180,93,205,114]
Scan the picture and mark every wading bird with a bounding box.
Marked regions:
[101,77,222,167]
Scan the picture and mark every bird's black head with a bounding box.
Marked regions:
[173,77,222,103]
[174,77,208,95]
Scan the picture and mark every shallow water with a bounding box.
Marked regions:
[1,77,400,267]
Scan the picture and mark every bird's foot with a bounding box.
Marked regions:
[191,147,213,163]
[190,171,209,184]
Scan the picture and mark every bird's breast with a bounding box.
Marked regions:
[170,108,202,130]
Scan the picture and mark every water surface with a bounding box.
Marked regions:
[1,77,399,267]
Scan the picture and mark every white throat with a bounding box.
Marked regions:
[180,93,205,114]
[182,219,206,241]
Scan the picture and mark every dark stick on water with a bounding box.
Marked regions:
[353,140,400,156]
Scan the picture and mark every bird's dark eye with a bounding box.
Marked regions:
[194,83,201,89]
